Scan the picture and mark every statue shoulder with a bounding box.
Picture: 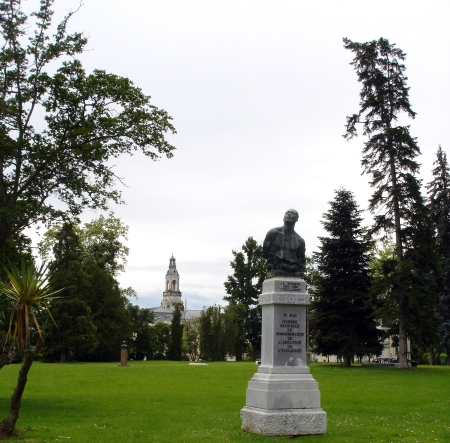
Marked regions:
[265,227,283,238]
[293,231,305,244]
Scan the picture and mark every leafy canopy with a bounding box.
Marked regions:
[0,0,176,252]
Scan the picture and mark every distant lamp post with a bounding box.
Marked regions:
[119,341,129,367]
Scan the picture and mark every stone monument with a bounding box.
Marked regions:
[240,209,327,436]
[119,341,129,367]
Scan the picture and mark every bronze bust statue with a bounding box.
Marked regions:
[262,209,305,277]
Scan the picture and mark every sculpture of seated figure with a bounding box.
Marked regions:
[262,209,305,277]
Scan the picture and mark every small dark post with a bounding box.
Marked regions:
[119,341,129,366]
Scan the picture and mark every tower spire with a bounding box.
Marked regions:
[160,255,182,310]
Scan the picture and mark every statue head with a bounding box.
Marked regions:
[283,209,299,224]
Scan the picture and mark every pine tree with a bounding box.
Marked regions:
[343,37,438,368]
[41,217,134,361]
[167,302,184,360]
[427,146,450,365]
[198,306,227,361]
[311,189,382,365]
[42,222,98,362]
[83,261,131,361]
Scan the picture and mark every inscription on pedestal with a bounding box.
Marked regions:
[273,306,306,367]
[277,281,305,292]
[277,313,304,356]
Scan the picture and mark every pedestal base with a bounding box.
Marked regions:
[241,406,327,436]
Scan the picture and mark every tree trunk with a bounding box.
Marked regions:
[342,356,351,366]
[0,340,43,437]
[447,354,450,366]
[430,347,435,365]
[397,317,408,368]
[389,152,409,370]
[235,340,243,361]
[60,349,66,363]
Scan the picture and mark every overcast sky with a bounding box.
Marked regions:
[29,1,450,310]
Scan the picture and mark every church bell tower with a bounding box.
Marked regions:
[161,255,182,310]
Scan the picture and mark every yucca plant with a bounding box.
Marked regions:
[0,261,61,349]
[0,261,63,437]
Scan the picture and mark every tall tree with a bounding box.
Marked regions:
[127,303,155,360]
[40,217,133,361]
[183,317,200,361]
[223,237,266,360]
[427,146,450,365]
[41,222,98,362]
[153,322,171,359]
[0,0,176,256]
[82,261,131,361]
[343,37,438,368]
[167,302,184,360]
[311,189,382,365]
[198,305,228,361]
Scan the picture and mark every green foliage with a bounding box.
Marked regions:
[427,146,450,357]
[38,213,129,277]
[0,234,33,282]
[127,303,155,360]
[82,263,131,361]
[43,298,98,362]
[199,305,227,361]
[41,222,98,362]
[311,189,383,363]
[223,237,266,359]
[344,37,439,367]
[167,303,184,360]
[152,322,171,358]
[41,219,133,362]
[368,238,397,324]
[0,0,175,255]
[183,318,200,361]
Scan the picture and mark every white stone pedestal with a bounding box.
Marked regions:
[241,277,326,436]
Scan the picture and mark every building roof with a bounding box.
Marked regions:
[183,310,202,321]
[150,307,201,323]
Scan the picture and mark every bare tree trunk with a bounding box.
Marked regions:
[397,316,408,369]
[447,354,450,366]
[430,347,435,365]
[342,356,351,367]
[0,340,43,437]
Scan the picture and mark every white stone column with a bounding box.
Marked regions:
[240,277,327,436]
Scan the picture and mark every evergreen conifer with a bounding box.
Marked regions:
[312,189,382,365]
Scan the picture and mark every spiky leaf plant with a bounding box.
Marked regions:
[0,261,62,350]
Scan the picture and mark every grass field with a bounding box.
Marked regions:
[0,361,449,442]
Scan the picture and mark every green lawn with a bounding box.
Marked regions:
[0,361,449,442]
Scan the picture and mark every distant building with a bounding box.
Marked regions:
[161,255,182,310]
[150,256,201,324]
